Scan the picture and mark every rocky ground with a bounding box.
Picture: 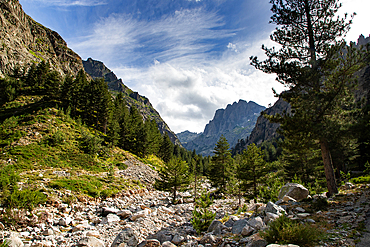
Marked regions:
[1,166,370,247]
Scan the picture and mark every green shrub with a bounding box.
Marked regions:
[351,175,370,184]
[260,214,323,247]
[191,192,216,234]
[79,131,103,155]
[4,188,47,212]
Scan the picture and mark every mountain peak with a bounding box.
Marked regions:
[179,100,265,156]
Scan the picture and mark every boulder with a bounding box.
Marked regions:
[111,227,139,247]
[278,183,309,201]
[131,208,151,221]
[171,234,185,245]
[59,216,73,226]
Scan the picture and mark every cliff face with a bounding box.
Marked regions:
[0,0,84,77]
[181,100,265,156]
[83,58,181,145]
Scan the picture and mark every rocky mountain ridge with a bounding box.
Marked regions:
[178,100,265,156]
[83,58,180,145]
[0,0,84,77]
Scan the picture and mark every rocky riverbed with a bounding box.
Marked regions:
[1,182,370,247]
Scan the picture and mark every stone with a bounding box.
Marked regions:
[207,220,224,234]
[131,208,150,221]
[241,225,254,236]
[138,239,161,247]
[162,241,176,247]
[172,234,185,245]
[78,236,105,247]
[111,227,139,247]
[232,218,248,234]
[343,182,355,190]
[244,233,268,247]
[152,230,172,244]
[265,201,286,216]
[86,231,101,238]
[247,217,265,230]
[42,229,53,236]
[102,207,120,216]
[199,233,216,244]
[265,212,279,223]
[278,183,309,201]
[101,213,120,224]
[59,216,73,226]
[117,210,132,218]
[294,207,305,212]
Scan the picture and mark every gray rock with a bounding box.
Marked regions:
[241,225,254,236]
[247,217,265,230]
[78,236,105,247]
[224,218,235,227]
[102,207,120,216]
[278,183,309,201]
[152,230,173,244]
[111,227,139,247]
[172,234,185,245]
[265,201,286,215]
[199,233,216,245]
[232,218,248,234]
[207,220,224,234]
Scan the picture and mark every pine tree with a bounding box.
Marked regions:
[209,135,232,193]
[159,133,174,163]
[154,156,190,203]
[251,0,370,196]
[237,144,265,201]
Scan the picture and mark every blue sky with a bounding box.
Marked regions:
[19,0,370,133]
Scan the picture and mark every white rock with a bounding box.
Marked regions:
[59,216,73,226]
[78,236,105,247]
[101,214,120,224]
[117,210,132,218]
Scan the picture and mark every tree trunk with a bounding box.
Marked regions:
[320,138,338,197]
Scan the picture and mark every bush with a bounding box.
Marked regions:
[48,131,66,146]
[191,192,216,234]
[351,175,370,184]
[260,214,323,247]
[4,188,47,212]
[79,130,103,155]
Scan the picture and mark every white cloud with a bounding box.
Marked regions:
[71,7,283,133]
[111,38,285,133]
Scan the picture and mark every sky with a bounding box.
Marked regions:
[19,0,370,133]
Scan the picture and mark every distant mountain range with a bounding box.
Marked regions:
[177,100,265,156]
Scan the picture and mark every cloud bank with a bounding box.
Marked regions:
[70,7,283,133]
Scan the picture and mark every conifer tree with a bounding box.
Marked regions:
[154,156,190,203]
[251,0,370,196]
[209,135,232,193]
[237,144,265,201]
[159,133,174,163]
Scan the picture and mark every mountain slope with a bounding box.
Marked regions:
[83,58,180,145]
[0,0,84,77]
[180,100,265,156]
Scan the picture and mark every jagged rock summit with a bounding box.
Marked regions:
[178,100,265,156]
[0,0,84,77]
[83,58,180,145]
